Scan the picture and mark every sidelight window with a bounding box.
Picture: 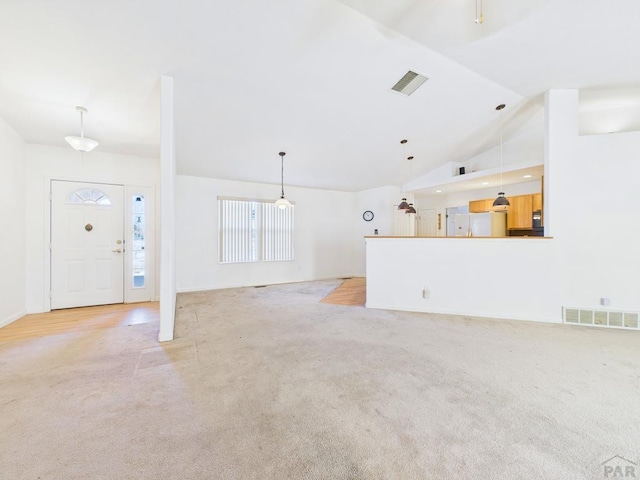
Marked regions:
[132,196,145,288]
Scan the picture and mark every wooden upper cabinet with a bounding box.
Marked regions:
[469,199,494,213]
[532,193,543,211]
[507,194,533,229]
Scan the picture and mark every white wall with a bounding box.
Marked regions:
[547,89,640,311]
[25,144,160,313]
[176,175,364,292]
[461,127,543,173]
[352,186,402,275]
[366,237,560,322]
[0,116,26,327]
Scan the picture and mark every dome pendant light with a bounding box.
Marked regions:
[65,106,99,152]
[397,139,411,210]
[493,104,510,208]
[275,151,292,209]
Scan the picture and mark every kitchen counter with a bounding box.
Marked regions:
[365,235,553,239]
[365,235,560,323]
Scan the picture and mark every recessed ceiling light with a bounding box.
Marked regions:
[436,189,442,193]
[481,182,489,185]
[523,174,532,178]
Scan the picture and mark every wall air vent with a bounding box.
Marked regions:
[391,70,428,96]
[563,307,639,330]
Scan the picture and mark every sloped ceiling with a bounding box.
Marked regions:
[0,0,638,191]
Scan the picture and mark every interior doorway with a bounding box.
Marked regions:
[417,208,437,236]
[446,205,469,236]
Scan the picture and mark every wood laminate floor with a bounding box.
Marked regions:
[0,302,159,342]
[320,277,366,306]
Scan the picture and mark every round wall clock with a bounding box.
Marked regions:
[363,210,374,221]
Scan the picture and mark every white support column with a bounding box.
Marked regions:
[544,89,578,238]
[159,75,176,342]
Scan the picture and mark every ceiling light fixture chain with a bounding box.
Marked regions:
[492,104,510,208]
[475,0,484,24]
[397,139,410,210]
[65,106,99,153]
[275,151,292,209]
[406,154,417,214]
[280,151,285,199]
[79,107,85,138]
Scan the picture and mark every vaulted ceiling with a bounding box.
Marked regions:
[1,0,638,191]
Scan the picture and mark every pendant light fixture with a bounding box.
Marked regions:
[405,155,417,214]
[65,106,99,152]
[492,104,510,208]
[397,139,411,210]
[275,151,292,209]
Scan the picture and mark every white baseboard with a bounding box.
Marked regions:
[0,310,27,329]
[364,302,561,324]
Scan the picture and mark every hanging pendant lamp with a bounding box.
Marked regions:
[397,139,411,210]
[65,106,99,152]
[493,104,510,208]
[275,151,292,209]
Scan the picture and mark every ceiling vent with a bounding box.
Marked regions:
[391,71,428,96]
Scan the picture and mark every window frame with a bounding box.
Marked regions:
[218,196,295,264]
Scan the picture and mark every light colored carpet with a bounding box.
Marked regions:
[1,279,639,479]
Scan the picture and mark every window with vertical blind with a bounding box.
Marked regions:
[218,198,294,263]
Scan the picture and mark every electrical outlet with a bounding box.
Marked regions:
[600,297,611,306]
[422,287,430,299]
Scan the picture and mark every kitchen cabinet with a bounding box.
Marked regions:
[469,199,494,213]
[532,193,542,212]
[506,194,533,229]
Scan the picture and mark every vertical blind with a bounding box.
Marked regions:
[219,198,294,263]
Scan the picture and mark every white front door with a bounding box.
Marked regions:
[51,181,124,309]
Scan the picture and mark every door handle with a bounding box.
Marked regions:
[112,249,122,253]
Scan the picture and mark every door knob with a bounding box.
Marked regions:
[112,249,122,253]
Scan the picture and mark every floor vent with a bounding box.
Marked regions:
[563,307,639,330]
[391,70,428,96]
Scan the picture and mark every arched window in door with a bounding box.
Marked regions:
[66,188,112,206]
